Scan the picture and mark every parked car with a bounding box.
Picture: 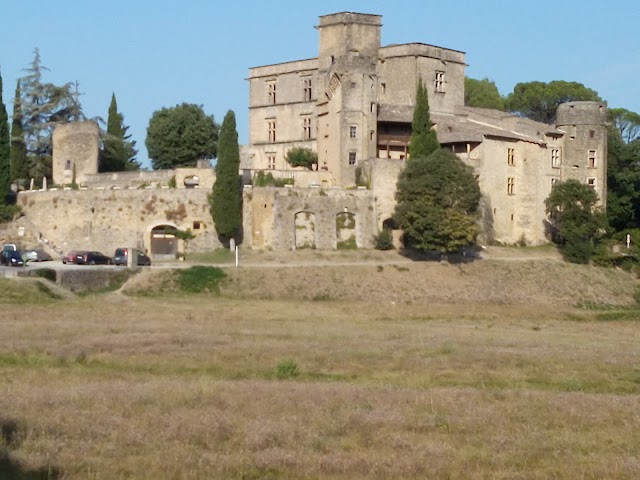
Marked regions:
[1,249,25,267]
[78,251,113,265]
[114,248,151,266]
[62,250,85,264]
[22,249,53,262]
[2,244,17,252]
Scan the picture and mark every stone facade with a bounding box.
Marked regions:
[17,188,220,257]
[245,11,608,246]
[243,186,377,250]
[52,121,100,186]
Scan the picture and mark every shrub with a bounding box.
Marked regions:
[285,147,317,170]
[253,171,294,187]
[29,268,57,282]
[168,175,177,188]
[275,359,299,379]
[374,228,394,250]
[0,204,21,223]
[176,266,225,294]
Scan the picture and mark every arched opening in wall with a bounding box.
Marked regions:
[336,211,357,249]
[294,211,316,249]
[184,175,200,188]
[382,217,397,230]
[150,225,177,259]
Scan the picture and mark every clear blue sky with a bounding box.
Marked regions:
[1,0,639,169]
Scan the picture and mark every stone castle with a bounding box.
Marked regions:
[4,11,607,258]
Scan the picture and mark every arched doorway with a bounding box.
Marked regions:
[150,224,177,259]
[294,211,316,249]
[336,212,356,249]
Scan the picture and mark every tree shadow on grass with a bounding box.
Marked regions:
[399,246,481,264]
[0,418,62,480]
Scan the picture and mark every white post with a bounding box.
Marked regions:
[235,246,239,268]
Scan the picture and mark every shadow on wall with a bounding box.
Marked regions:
[0,417,63,479]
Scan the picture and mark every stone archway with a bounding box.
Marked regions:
[336,211,356,249]
[294,211,316,249]
[150,224,177,259]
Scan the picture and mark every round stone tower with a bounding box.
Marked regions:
[52,120,100,186]
[555,101,608,206]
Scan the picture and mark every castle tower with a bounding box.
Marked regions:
[52,121,100,186]
[556,101,608,206]
[316,12,381,186]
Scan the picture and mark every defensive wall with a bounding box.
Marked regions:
[244,186,378,250]
[16,188,220,256]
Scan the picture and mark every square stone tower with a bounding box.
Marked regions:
[52,121,99,186]
[316,12,382,186]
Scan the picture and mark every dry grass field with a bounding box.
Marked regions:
[1,254,640,479]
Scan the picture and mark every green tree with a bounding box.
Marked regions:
[146,103,218,170]
[395,149,481,255]
[409,81,439,159]
[505,80,601,124]
[100,93,139,172]
[10,80,27,183]
[464,77,505,110]
[285,147,317,169]
[210,110,242,247]
[20,48,84,183]
[606,125,640,232]
[0,69,10,202]
[609,108,640,144]
[545,179,606,264]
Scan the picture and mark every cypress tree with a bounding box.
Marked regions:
[100,93,138,172]
[0,69,10,202]
[210,110,242,247]
[10,81,27,183]
[409,81,440,159]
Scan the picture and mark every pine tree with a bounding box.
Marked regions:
[0,69,11,202]
[409,81,440,159]
[20,48,85,183]
[210,110,242,247]
[10,81,27,183]
[100,93,138,172]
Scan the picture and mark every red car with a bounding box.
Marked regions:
[62,250,85,264]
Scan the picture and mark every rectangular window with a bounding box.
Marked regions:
[349,126,357,139]
[551,178,559,188]
[551,148,561,168]
[588,149,597,168]
[267,81,276,104]
[370,102,376,113]
[303,78,312,102]
[507,148,515,166]
[587,177,597,188]
[507,177,515,195]
[348,152,357,165]
[589,129,595,139]
[381,82,386,94]
[302,117,311,140]
[267,120,276,143]
[370,130,375,141]
[267,155,276,170]
[435,71,445,93]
